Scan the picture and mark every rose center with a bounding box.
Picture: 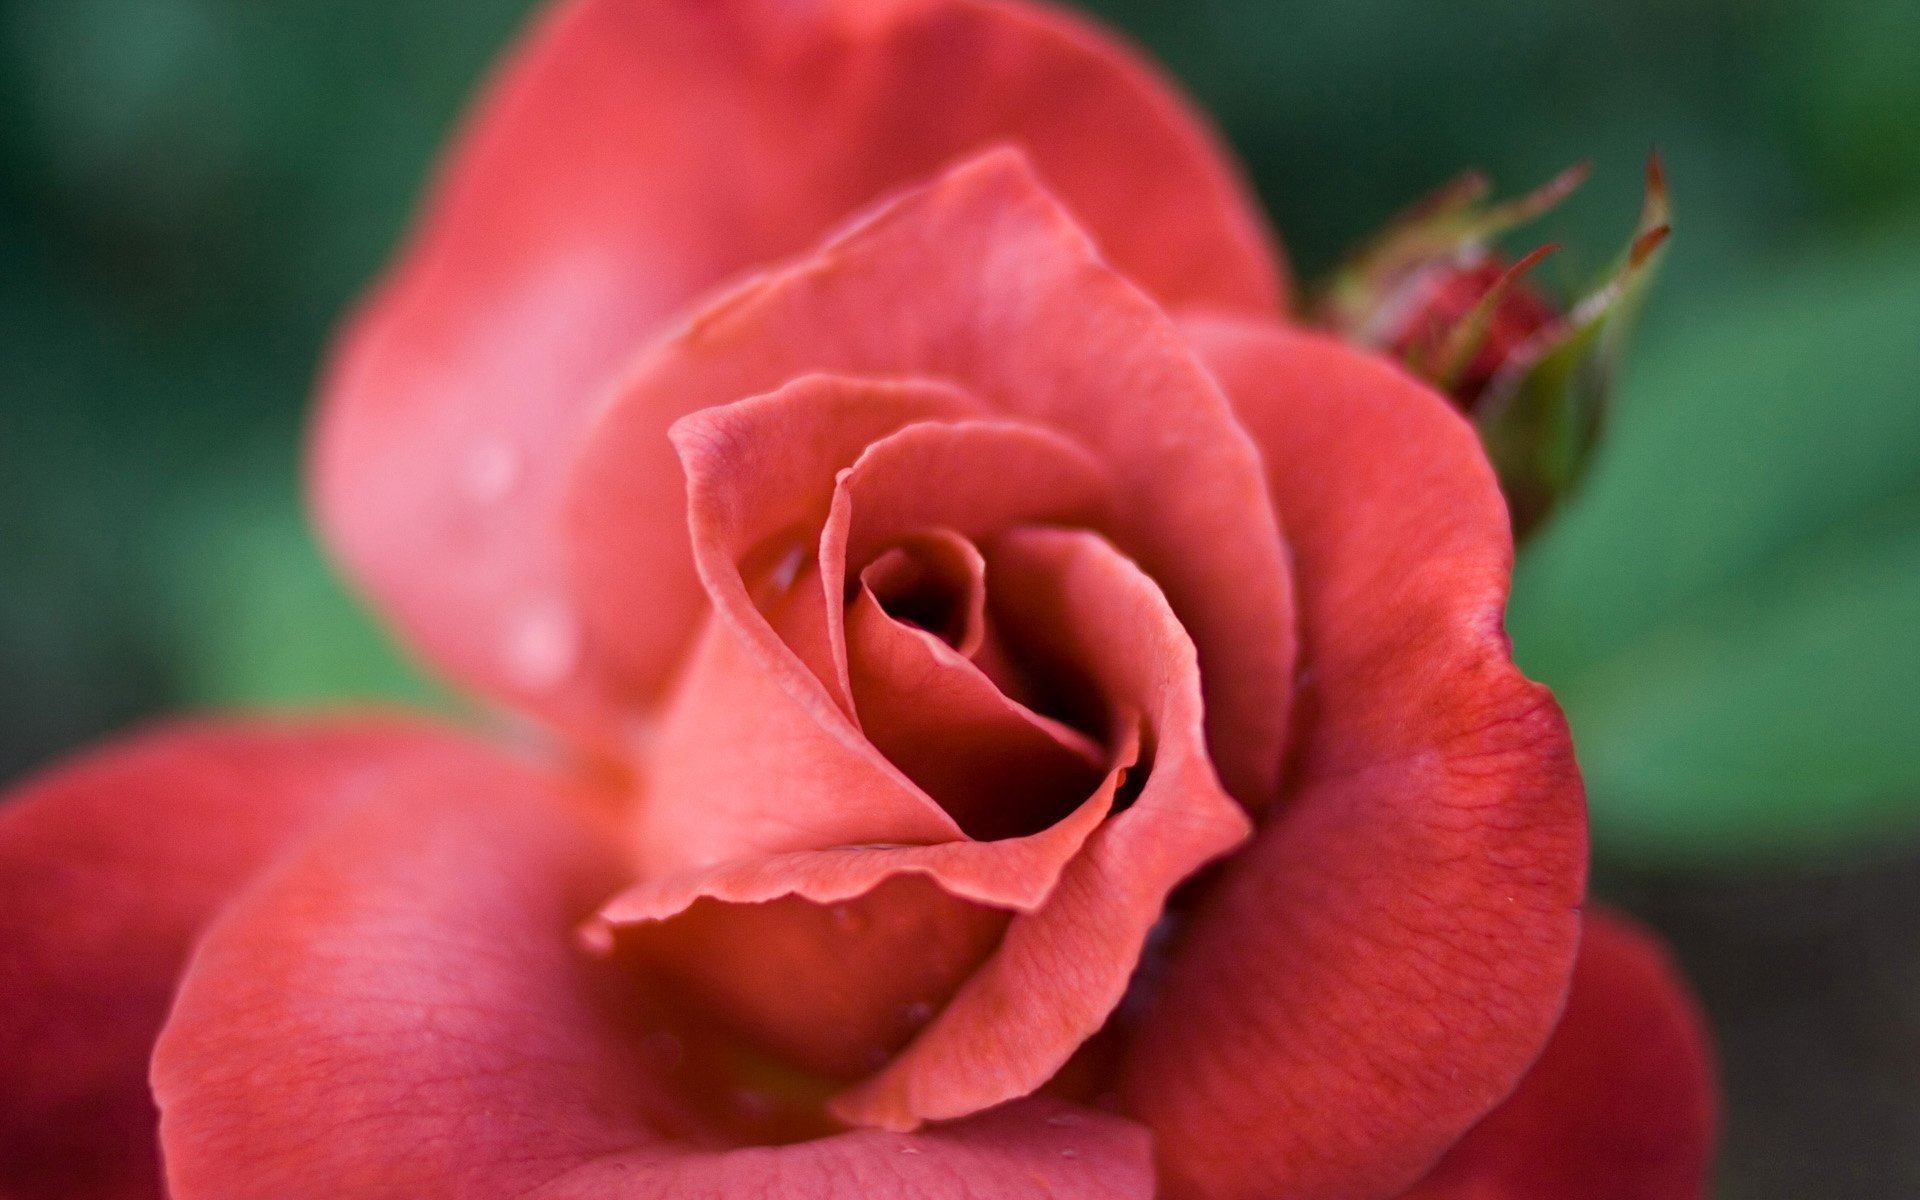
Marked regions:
[857,540,977,651]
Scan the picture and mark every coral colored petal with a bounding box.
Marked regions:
[572,150,1294,808]
[635,608,962,876]
[853,534,1051,707]
[1120,320,1588,1200]
[827,419,1114,572]
[606,874,1011,1082]
[834,528,1252,1131]
[632,377,990,876]
[596,683,1121,1082]
[1400,909,1718,1200]
[598,770,1112,926]
[150,753,1152,1199]
[0,717,501,1200]
[860,532,990,658]
[847,586,1107,841]
[313,0,1282,731]
[817,416,1115,761]
[679,372,983,715]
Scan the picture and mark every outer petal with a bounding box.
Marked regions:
[313,0,1283,730]
[150,739,1154,1199]
[572,150,1295,810]
[0,717,489,1200]
[1399,909,1718,1200]
[1120,320,1588,1200]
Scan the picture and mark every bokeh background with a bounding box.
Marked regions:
[3,0,1917,1193]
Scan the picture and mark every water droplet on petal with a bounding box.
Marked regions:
[1045,1113,1079,1128]
[507,602,578,690]
[769,543,806,592]
[899,1000,933,1026]
[462,441,522,504]
[1059,1148,1079,1160]
[898,1145,923,1156]
[829,904,867,932]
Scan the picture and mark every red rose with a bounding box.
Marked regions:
[0,2,1716,1198]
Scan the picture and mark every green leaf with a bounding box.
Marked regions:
[158,465,452,714]
[1508,228,1920,865]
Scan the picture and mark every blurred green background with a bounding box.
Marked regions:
[1,0,1916,1194]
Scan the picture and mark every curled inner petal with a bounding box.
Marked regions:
[846,555,1108,841]
[816,416,1115,714]
[860,538,983,652]
[832,528,1252,1131]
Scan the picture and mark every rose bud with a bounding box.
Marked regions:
[1383,248,1563,411]
[1321,158,1673,535]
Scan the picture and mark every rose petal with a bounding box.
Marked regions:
[602,875,1011,1083]
[1400,909,1718,1200]
[859,535,989,656]
[823,418,1114,573]
[846,584,1107,841]
[852,533,1061,711]
[313,0,1282,732]
[816,416,1116,816]
[590,755,1120,1081]
[1119,320,1588,1200]
[634,377,993,876]
[0,717,489,1200]
[572,149,1295,809]
[636,607,962,876]
[150,747,1152,1198]
[834,527,1252,1131]
[672,372,983,713]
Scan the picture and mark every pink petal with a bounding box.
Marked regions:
[589,770,1116,1081]
[632,376,989,877]
[1399,909,1718,1200]
[634,607,962,876]
[859,535,991,657]
[812,416,1116,837]
[313,0,1283,732]
[833,527,1252,1131]
[150,746,1151,1198]
[571,149,1295,809]
[846,582,1107,841]
[0,717,498,1200]
[1119,320,1588,1200]
[850,533,1062,711]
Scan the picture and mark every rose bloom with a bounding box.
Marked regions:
[0,2,1717,1198]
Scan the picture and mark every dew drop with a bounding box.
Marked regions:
[1045,1113,1079,1128]
[577,920,614,955]
[506,602,579,689]
[898,1145,923,1156]
[768,543,806,592]
[462,441,522,504]
[829,904,868,932]
[1059,1148,1079,1160]
[898,1000,933,1026]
